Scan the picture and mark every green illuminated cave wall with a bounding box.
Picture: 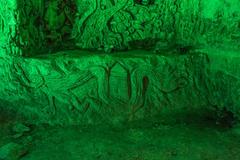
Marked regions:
[0,0,18,55]
[0,0,77,56]
[0,49,239,125]
[0,0,240,126]
[1,0,240,56]
[73,0,240,52]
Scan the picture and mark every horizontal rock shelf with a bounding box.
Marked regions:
[0,49,239,125]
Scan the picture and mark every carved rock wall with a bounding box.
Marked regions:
[0,50,239,125]
[0,0,20,56]
[0,1,240,126]
[1,0,240,56]
[73,0,240,51]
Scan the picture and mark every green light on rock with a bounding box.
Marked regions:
[0,1,240,159]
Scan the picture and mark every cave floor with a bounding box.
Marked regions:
[1,109,240,160]
[23,125,240,160]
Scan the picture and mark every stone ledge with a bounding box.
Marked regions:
[0,49,239,125]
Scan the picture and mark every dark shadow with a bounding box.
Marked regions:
[134,0,155,5]
[128,38,160,50]
[0,99,28,125]
[117,106,237,131]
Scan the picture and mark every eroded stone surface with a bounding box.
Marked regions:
[0,0,240,56]
[0,49,239,125]
[0,142,27,160]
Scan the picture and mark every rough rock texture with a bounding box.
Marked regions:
[0,0,19,56]
[0,0,240,126]
[1,0,240,56]
[0,142,27,160]
[0,49,239,125]
[73,0,240,51]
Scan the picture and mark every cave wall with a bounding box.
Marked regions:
[1,0,240,56]
[0,0,77,56]
[73,0,240,51]
[0,50,239,125]
[0,0,19,56]
[0,0,240,126]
